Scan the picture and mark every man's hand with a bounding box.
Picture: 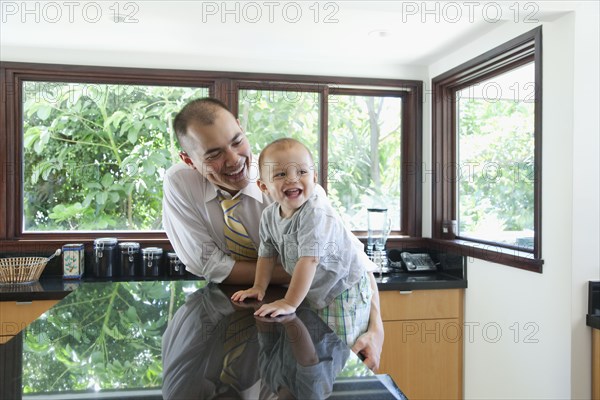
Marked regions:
[254,298,297,317]
[231,286,265,302]
[352,272,385,372]
[351,325,384,372]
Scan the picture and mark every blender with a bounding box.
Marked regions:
[367,208,391,272]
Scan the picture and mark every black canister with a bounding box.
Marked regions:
[93,237,118,278]
[119,242,140,278]
[167,252,186,277]
[142,247,163,277]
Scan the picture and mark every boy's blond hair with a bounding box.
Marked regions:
[257,138,315,178]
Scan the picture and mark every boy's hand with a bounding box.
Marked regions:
[231,287,265,302]
[254,299,296,317]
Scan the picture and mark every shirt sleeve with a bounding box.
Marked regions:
[296,205,340,261]
[162,168,234,283]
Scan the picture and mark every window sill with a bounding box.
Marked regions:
[426,238,543,273]
[0,233,172,254]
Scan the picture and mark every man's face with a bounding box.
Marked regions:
[181,109,252,194]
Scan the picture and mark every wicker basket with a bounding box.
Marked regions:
[0,257,48,284]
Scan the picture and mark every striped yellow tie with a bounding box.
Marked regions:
[219,196,258,261]
[220,310,256,389]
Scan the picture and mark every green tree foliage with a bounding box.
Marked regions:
[23,84,402,232]
[458,97,535,241]
[239,89,319,156]
[328,95,401,230]
[23,83,208,231]
[22,281,206,393]
[239,91,401,230]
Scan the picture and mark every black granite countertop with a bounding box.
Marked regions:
[0,278,80,302]
[1,247,466,302]
[374,270,467,290]
[1,281,406,399]
[1,265,467,303]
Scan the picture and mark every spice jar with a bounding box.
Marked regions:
[167,252,186,277]
[142,247,163,277]
[93,237,118,278]
[62,243,85,279]
[119,242,140,278]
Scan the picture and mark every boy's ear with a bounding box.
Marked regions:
[257,179,269,194]
[179,151,196,170]
[313,170,318,183]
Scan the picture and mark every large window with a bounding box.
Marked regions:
[457,63,535,248]
[431,27,542,271]
[22,82,208,231]
[327,94,402,231]
[238,88,402,231]
[0,64,422,250]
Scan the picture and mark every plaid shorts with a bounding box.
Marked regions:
[316,272,372,346]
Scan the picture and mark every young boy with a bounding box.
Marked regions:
[232,138,373,345]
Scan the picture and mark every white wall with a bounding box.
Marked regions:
[0,45,428,82]
[427,4,599,399]
[570,2,600,398]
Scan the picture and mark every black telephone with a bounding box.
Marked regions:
[400,252,437,272]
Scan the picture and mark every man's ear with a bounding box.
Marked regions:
[257,179,269,194]
[179,151,196,170]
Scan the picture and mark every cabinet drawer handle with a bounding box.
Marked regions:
[399,291,413,295]
[16,301,33,305]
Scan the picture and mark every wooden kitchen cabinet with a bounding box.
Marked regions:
[593,328,600,399]
[379,289,464,400]
[0,300,59,344]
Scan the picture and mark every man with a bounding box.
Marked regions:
[162,97,384,370]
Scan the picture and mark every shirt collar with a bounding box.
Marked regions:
[204,171,264,204]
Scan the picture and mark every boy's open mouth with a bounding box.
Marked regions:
[284,188,302,198]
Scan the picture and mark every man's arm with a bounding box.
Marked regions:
[223,260,291,285]
[163,173,229,281]
[231,255,278,301]
[351,272,384,371]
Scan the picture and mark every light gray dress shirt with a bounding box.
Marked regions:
[162,162,270,282]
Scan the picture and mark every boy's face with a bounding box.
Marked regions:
[258,143,317,218]
[180,108,252,195]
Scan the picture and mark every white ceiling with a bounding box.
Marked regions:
[0,1,575,75]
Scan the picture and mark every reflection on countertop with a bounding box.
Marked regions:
[2,280,406,399]
[0,278,79,302]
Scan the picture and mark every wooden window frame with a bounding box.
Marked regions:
[0,62,422,253]
[431,27,543,272]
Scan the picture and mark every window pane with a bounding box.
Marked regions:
[238,89,320,159]
[328,96,401,231]
[22,82,208,231]
[457,63,535,249]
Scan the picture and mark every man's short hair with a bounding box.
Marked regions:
[172,97,232,141]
